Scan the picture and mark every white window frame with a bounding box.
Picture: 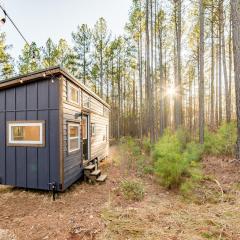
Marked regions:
[68,123,81,153]
[68,82,80,105]
[7,121,44,147]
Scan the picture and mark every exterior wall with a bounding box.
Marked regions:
[62,78,83,189]
[62,77,109,190]
[90,98,109,161]
[0,78,60,191]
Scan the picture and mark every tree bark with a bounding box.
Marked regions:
[199,0,205,144]
[210,0,215,128]
[218,0,223,124]
[231,0,240,159]
[173,0,182,129]
[146,0,154,143]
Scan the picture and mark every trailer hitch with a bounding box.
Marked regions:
[48,182,57,201]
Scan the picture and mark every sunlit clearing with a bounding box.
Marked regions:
[166,85,176,97]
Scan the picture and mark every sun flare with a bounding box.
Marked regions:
[166,85,176,97]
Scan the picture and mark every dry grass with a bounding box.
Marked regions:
[98,148,240,240]
[100,194,240,240]
[0,147,240,240]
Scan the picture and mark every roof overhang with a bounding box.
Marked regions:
[0,66,110,109]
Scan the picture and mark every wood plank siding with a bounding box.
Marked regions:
[62,77,110,189]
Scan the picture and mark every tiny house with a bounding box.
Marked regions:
[0,66,110,191]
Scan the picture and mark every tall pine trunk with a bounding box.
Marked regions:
[174,0,182,129]
[231,0,240,159]
[218,0,223,124]
[210,0,215,127]
[199,0,205,144]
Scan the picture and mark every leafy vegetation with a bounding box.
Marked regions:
[153,129,204,190]
[120,179,145,201]
[118,123,236,197]
[119,137,153,175]
[204,122,237,156]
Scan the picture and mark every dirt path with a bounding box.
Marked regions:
[0,148,240,240]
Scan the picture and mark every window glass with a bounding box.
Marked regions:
[68,123,80,153]
[12,126,40,141]
[8,122,44,147]
[68,83,80,104]
[70,126,78,138]
[69,138,79,150]
[83,93,90,108]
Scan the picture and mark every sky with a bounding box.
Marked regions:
[0,0,132,59]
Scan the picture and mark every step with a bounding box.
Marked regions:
[96,174,107,183]
[90,169,101,176]
[84,164,96,171]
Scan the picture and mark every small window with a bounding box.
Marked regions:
[7,121,45,147]
[83,93,91,109]
[68,83,80,105]
[68,123,80,153]
[91,123,96,137]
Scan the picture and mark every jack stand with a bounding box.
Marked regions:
[49,182,57,201]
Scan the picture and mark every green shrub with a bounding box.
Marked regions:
[120,179,145,201]
[142,137,152,155]
[153,129,203,189]
[204,122,236,156]
[183,142,204,163]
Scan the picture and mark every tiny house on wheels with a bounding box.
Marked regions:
[0,66,110,192]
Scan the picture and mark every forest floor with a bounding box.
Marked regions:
[0,146,240,240]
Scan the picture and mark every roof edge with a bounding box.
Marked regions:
[0,66,110,109]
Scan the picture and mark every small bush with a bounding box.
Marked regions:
[204,122,236,156]
[142,137,152,155]
[153,129,203,189]
[119,136,153,176]
[120,179,145,201]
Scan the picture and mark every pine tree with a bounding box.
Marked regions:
[231,0,240,159]
[92,18,111,98]
[18,42,41,75]
[0,33,14,80]
[42,38,59,68]
[72,24,92,85]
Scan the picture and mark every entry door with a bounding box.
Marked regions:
[82,115,90,161]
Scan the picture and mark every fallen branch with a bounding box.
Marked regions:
[213,179,224,202]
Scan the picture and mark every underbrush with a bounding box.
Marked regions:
[204,122,236,156]
[117,122,236,197]
[119,137,154,175]
[153,129,204,193]
[120,179,145,201]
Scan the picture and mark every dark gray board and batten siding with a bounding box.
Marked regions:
[0,78,60,190]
